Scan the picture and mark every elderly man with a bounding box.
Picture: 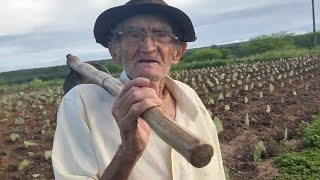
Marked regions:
[52,0,225,179]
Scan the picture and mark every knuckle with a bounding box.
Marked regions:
[130,104,139,113]
[131,86,138,91]
[128,86,137,93]
[130,104,142,117]
[143,98,153,106]
[151,88,157,95]
[131,90,141,99]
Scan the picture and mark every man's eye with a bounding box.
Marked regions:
[128,31,143,38]
[155,32,169,38]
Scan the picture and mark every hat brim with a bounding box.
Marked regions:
[94,3,196,48]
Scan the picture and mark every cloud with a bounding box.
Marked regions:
[192,0,319,46]
[0,30,109,72]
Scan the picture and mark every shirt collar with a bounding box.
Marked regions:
[119,71,131,84]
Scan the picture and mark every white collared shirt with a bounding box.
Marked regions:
[52,72,225,180]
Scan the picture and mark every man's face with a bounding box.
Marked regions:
[109,15,187,82]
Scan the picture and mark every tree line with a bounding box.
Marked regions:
[0,31,319,85]
[182,31,320,62]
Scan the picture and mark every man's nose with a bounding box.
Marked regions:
[139,34,157,53]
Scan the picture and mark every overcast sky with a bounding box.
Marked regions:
[0,0,319,72]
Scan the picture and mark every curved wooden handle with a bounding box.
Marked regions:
[66,54,214,168]
[142,107,213,168]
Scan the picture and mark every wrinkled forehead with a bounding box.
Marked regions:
[121,15,173,32]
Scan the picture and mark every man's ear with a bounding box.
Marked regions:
[108,42,122,64]
[172,42,187,65]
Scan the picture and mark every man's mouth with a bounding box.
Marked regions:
[138,60,159,64]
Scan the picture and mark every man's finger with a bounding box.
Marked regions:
[119,77,150,97]
[114,87,162,120]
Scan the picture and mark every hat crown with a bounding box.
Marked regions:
[94,0,196,48]
[125,0,168,6]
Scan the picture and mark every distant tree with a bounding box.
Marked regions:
[210,44,219,49]
[293,31,320,49]
[239,31,295,57]
[181,50,193,61]
[184,48,223,62]
[219,48,235,59]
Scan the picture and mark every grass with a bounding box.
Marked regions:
[0,78,64,94]
[1,48,319,85]
[275,149,320,180]
[171,48,320,71]
[275,113,320,179]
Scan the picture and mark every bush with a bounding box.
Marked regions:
[303,115,320,148]
[171,59,229,71]
[103,62,122,75]
[275,114,320,179]
[28,78,43,88]
[239,32,295,57]
[184,48,223,62]
[275,149,320,180]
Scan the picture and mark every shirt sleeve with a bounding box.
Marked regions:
[192,88,226,179]
[52,89,99,180]
[201,102,226,179]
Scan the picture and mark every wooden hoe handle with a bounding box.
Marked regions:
[66,54,214,168]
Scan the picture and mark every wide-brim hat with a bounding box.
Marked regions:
[94,0,197,48]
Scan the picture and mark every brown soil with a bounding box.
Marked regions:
[0,55,319,179]
[0,93,58,179]
[196,57,320,179]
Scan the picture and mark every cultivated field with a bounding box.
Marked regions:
[0,54,320,179]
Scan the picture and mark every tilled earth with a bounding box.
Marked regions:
[208,71,320,179]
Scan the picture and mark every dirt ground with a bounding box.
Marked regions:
[213,72,320,180]
[198,59,320,179]
[0,56,319,179]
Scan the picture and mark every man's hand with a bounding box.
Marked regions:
[112,77,162,160]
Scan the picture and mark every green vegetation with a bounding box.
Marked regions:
[210,31,320,58]
[0,78,63,94]
[173,48,320,71]
[303,115,320,148]
[275,114,320,179]
[183,48,223,62]
[175,31,320,70]
[0,31,319,85]
[275,149,320,180]
[293,32,320,49]
[239,32,295,57]
[0,60,122,85]
[0,65,68,85]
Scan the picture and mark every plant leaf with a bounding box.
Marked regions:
[259,91,264,98]
[213,117,224,134]
[244,97,249,104]
[218,93,224,101]
[44,151,52,160]
[284,127,288,141]
[24,140,38,148]
[224,105,230,111]
[269,84,274,93]
[15,117,25,125]
[10,133,20,142]
[245,113,250,127]
[253,141,266,164]
[266,105,271,113]
[18,159,30,170]
[207,97,215,105]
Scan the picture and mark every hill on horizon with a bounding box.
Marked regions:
[0,31,319,85]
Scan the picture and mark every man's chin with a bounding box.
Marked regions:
[135,73,164,82]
